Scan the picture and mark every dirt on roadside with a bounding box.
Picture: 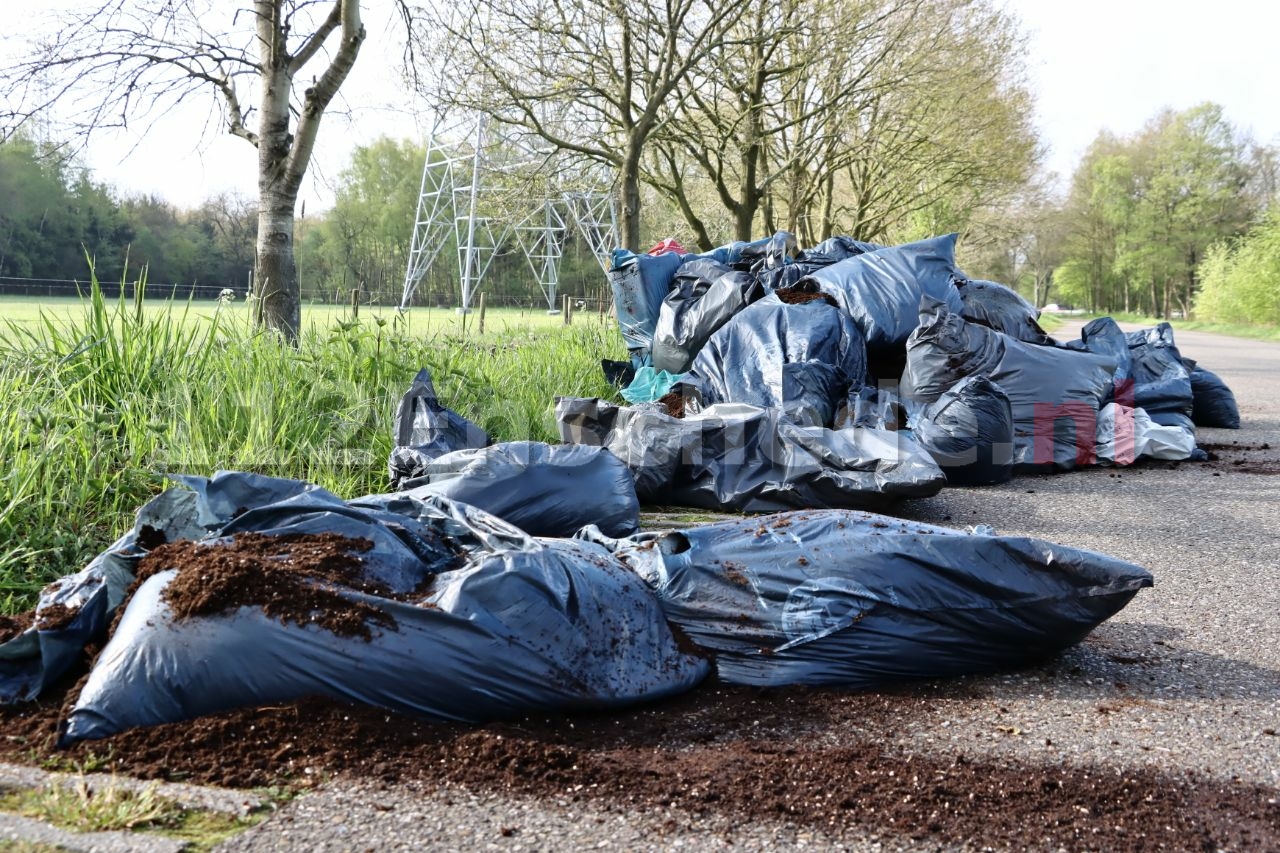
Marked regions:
[0,675,1275,852]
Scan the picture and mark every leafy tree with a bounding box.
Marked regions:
[1,1,401,341]
[1054,104,1265,317]
[423,0,753,251]
[648,0,1038,248]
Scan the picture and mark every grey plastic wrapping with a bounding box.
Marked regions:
[379,441,640,538]
[650,258,766,374]
[55,472,708,744]
[1067,319,1195,431]
[1096,404,1196,463]
[901,299,1116,472]
[555,397,944,513]
[688,293,867,428]
[581,511,1153,687]
[956,279,1052,345]
[912,374,1015,486]
[388,368,490,486]
[802,234,965,351]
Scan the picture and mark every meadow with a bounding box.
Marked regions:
[0,287,623,611]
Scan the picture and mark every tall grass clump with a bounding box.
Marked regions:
[0,273,622,612]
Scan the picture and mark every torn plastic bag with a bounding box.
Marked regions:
[379,441,640,538]
[688,292,867,427]
[801,234,964,352]
[902,299,1115,472]
[1096,403,1196,463]
[581,511,1152,687]
[955,279,1052,345]
[388,368,490,488]
[608,248,683,363]
[650,258,766,374]
[555,397,944,512]
[55,474,708,744]
[1183,360,1241,429]
[911,374,1015,486]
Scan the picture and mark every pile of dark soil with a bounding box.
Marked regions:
[656,390,688,418]
[134,532,397,640]
[1199,441,1280,475]
[774,288,839,307]
[1,677,1275,851]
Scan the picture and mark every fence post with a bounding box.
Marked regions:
[350,287,360,319]
[478,292,486,334]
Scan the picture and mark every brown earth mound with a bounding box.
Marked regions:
[656,390,688,418]
[774,288,839,307]
[134,532,395,640]
[0,677,1275,852]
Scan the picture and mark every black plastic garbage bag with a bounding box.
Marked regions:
[389,368,490,486]
[651,258,766,374]
[555,397,944,513]
[688,291,867,427]
[902,299,1115,472]
[1123,324,1194,429]
[912,374,1015,486]
[805,235,884,264]
[801,234,964,352]
[382,441,640,538]
[581,511,1152,687]
[52,473,708,743]
[1068,319,1196,432]
[955,279,1052,345]
[1183,359,1241,429]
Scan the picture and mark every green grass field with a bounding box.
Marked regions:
[0,295,602,335]
[0,284,624,611]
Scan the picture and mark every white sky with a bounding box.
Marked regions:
[9,1,1280,211]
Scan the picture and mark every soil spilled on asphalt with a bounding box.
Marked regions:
[0,678,1275,852]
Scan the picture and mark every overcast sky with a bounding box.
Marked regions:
[11,0,1280,212]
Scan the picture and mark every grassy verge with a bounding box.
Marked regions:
[0,776,264,851]
[0,278,623,612]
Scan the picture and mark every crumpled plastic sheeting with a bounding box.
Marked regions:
[1068,319,1194,431]
[1183,359,1241,429]
[608,248,684,364]
[379,441,641,539]
[620,366,684,404]
[555,397,944,513]
[689,293,867,428]
[912,374,1015,486]
[54,473,708,744]
[1096,403,1197,462]
[581,511,1152,687]
[651,258,766,374]
[902,299,1116,472]
[802,234,965,351]
[955,279,1052,345]
[388,368,490,488]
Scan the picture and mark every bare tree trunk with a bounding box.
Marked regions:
[619,147,644,251]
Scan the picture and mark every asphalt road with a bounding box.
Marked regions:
[4,322,1276,852]
[211,321,1279,852]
